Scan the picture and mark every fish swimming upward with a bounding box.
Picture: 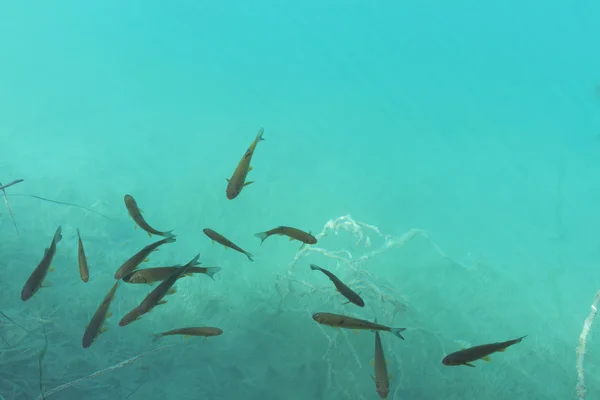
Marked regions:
[309,264,364,307]
[82,281,119,349]
[76,228,90,283]
[226,128,265,200]
[254,226,317,246]
[119,254,200,327]
[372,331,390,399]
[442,336,527,367]
[124,194,175,238]
[21,226,63,301]
[203,228,253,261]
[312,312,406,339]
[113,236,176,280]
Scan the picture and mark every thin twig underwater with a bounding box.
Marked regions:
[6,193,113,219]
[0,178,23,235]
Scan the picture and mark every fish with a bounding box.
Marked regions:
[312,312,406,339]
[113,236,176,280]
[151,327,223,343]
[122,264,221,284]
[254,226,317,246]
[310,264,364,307]
[76,228,90,283]
[203,228,253,261]
[119,254,199,327]
[82,281,119,348]
[124,194,175,238]
[372,331,390,399]
[21,226,63,301]
[441,336,527,367]
[226,128,265,200]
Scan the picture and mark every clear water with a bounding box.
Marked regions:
[1,1,600,399]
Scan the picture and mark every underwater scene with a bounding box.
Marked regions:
[1,1,600,399]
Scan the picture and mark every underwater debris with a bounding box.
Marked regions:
[0,178,23,235]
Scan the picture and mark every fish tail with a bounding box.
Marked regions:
[256,127,265,142]
[390,328,407,340]
[309,264,320,271]
[186,253,201,267]
[151,334,163,344]
[163,231,176,239]
[76,228,81,238]
[254,232,268,244]
[53,225,63,244]
[245,252,254,262]
[204,267,222,280]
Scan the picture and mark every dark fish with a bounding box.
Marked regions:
[442,336,527,367]
[119,254,199,327]
[113,236,176,280]
[122,265,221,284]
[372,331,390,399]
[124,194,175,238]
[21,226,62,301]
[152,327,223,343]
[226,128,265,200]
[76,228,90,283]
[203,228,253,261]
[254,226,317,246]
[312,312,406,339]
[82,281,119,348]
[310,264,364,307]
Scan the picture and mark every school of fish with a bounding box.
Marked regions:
[17,128,526,398]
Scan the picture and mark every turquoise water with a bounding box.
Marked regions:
[1,1,600,399]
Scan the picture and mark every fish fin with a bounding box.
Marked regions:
[388,373,392,380]
[390,328,406,340]
[162,230,176,238]
[157,300,168,305]
[370,359,374,366]
[211,240,215,244]
[204,267,221,280]
[106,312,112,318]
[464,363,476,367]
[41,282,52,288]
[183,335,190,339]
[243,181,254,187]
[482,356,491,361]
[246,252,254,262]
[184,272,194,277]
[134,225,137,230]
[99,326,108,334]
[299,242,306,250]
[143,258,150,262]
[353,330,360,335]
[254,232,268,244]
[342,300,351,305]
[255,128,265,141]
[139,208,144,213]
[147,232,152,238]
[225,178,230,183]
[497,348,507,352]
[151,334,162,344]
[167,288,177,295]
[370,375,375,382]
[248,166,253,172]
[49,266,56,272]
